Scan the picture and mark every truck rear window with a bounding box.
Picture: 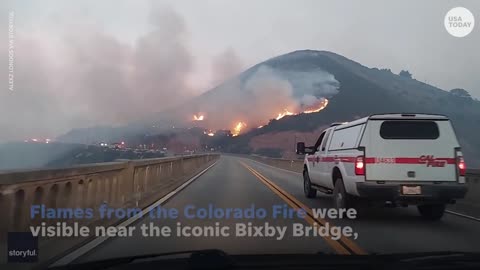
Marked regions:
[380,121,439,139]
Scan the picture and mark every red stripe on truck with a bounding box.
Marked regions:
[307,156,456,165]
[365,157,456,165]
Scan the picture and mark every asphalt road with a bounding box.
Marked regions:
[75,155,480,263]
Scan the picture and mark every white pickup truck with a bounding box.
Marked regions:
[296,113,468,220]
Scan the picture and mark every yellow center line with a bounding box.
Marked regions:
[240,161,367,255]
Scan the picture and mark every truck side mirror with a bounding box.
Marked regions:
[296,142,305,155]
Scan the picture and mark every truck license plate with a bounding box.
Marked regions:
[402,185,422,195]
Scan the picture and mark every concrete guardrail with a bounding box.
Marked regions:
[0,154,219,266]
[0,154,218,232]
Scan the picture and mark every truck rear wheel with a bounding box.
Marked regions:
[333,178,354,210]
[303,171,317,198]
[417,204,446,220]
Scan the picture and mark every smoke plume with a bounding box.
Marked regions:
[210,48,244,88]
[191,65,339,132]
[0,4,195,142]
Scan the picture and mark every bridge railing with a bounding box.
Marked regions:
[0,154,219,236]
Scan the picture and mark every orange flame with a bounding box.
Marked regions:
[303,99,329,114]
[191,99,328,137]
[275,98,329,120]
[232,122,247,136]
[193,114,204,121]
[275,109,295,120]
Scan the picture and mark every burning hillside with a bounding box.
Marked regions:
[193,114,204,121]
[232,122,247,136]
[276,98,329,120]
[191,98,329,136]
[56,50,480,166]
[186,64,337,136]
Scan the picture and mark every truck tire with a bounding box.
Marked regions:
[303,171,317,198]
[417,204,446,220]
[333,178,354,210]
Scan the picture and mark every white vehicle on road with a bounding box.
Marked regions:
[296,113,468,220]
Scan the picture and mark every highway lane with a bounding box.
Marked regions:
[241,157,480,254]
[75,155,335,263]
[74,155,480,263]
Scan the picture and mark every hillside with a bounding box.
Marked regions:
[57,50,480,167]
[226,50,480,166]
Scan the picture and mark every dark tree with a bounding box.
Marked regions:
[399,70,412,79]
[450,88,472,99]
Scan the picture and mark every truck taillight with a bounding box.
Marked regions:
[355,156,365,175]
[457,156,466,176]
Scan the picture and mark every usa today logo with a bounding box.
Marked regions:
[444,7,475,37]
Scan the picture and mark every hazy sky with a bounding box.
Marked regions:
[1,0,479,141]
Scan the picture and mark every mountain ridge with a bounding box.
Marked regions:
[57,50,480,166]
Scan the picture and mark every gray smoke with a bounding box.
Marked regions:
[210,48,244,88]
[193,65,339,131]
[0,0,340,142]
[0,4,195,142]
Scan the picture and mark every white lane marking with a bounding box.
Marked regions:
[242,157,302,175]
[50,161,218,267]
[446,210,480,222]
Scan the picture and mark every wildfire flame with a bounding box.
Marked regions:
[303,98,329,114]
[275,109,295,120]
[193,114,204,121]
[275,98,329,120]
[191,98,329,137]
[232,122,247,136]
